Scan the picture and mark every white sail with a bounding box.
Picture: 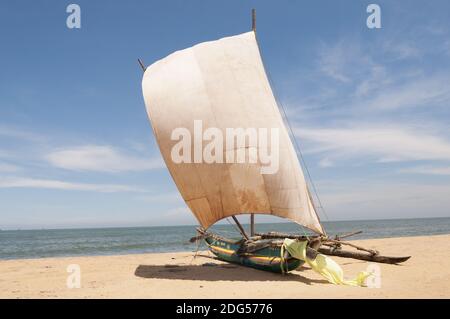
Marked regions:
[142,31,324,234]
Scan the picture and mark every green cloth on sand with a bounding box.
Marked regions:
[281,238,372,287]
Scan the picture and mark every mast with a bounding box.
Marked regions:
[138,58,146,72]
[231,216,249,240]
[249,8,256,237]
[252,8,256,32]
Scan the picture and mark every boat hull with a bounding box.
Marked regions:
[205,236,303,273]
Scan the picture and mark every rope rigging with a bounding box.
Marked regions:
[254,28,330,227]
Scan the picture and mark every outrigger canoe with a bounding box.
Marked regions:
[204,232,303,273]
[141,9,411,278]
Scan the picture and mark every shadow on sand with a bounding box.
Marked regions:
[134,263,328,285]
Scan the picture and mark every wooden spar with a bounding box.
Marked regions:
[255,231,312,240]
[138,58,146,72]
[255,230,362,241]
[252,8,256,32]
[231,215,249,240]
[318,247,411,264]
[324,238,379,255]
[250,214,255,236]
[335,230,363,240]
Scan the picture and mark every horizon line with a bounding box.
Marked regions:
[1,215,449,231]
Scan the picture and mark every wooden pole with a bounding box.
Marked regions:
[251,9,256,32]
[231,215,249,240]
[138,58,146,72]
[335,230,363,240]
[318,247,411,264]
[255,232,311,240]
[250,9,256,236]
[324,238,379,255]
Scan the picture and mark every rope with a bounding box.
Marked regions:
[255,34,330,224]
[190,230,205,264]
[226,217,244,236]
[280,242,287,274]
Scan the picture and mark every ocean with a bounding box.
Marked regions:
[1,217,449,260]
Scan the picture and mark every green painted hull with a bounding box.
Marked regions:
[205,235,303,273]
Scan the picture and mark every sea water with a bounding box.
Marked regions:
[1,217,449,260]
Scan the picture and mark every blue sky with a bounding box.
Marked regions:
[1,1,450,229]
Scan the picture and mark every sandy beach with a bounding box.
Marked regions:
[1,234,449,298]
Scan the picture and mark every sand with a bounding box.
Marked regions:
[0,234,449,298]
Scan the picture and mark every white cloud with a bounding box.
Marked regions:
[135,192,183,203]
[0,162,21,172]
[382,40,421,60]
[362,75,450,111]
[313,36,450,112]
[353,64,390,98]
[296,125,450,163]
[318,158,334,168]
[46,145,164,172]
[318,181,450,220]
[0,177,146,193]
[317,40,389,96]
[0,149,12,159]
[0,125,45,142]
[164,206,191,218]
[317,40,354,83]
[399,166,450,176]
